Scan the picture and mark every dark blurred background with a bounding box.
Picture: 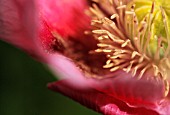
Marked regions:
[0,40,99,115]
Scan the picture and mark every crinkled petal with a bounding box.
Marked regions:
[91,70,165,108]
[47,53,165,108]
[46,53,165,113]
[48,79,159,115]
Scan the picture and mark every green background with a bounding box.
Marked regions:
[0,40,99,115]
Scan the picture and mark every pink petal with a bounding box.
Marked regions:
[38,0,90,38]
[1,1,168,114]
[0,0,91,56]
[48,80,159,115]
[0,0,95,82]
[91,70,165,108]
[46,53,165,109]
[46,53,90,86]
[155,99,170,114]
[0,0,38,53]
[38,20,59,52]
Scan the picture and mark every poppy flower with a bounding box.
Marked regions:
[0,0,170,115]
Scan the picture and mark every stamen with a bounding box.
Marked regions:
[107,32,125,43]
[165,58,170,69]
[121,39,130,47]
[110,62,129,72]
[140,19,148,50]
[131,51,140,59]
[123,60,136,73]
[109,0,113,4]
[110,54,129,59]
[110,66,120,72]
[95,49,104,53]
[97,43,111,47]
[106,59,112,65]
[125,11,135,15]
[154,36,162,60]
[103,49,112,53]
[134,36,141,52]
[111,14,118,19]
[152,64,160,77]
[117,5,126,9]
[92,29,109,34]
[118,0,126,24]
[164,80,169,97]
[131,61,148,77]
[138,64,151,80]
[103,63,114,68]
[161,7,170,57]
[89,0,170,96]
[90,4,105,18]
[103,17,126,40]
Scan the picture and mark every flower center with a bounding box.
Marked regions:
[89,0,170,96]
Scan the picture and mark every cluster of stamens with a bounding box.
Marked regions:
[89,0,170,96]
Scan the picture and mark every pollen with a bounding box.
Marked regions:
[89,0,170,97]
